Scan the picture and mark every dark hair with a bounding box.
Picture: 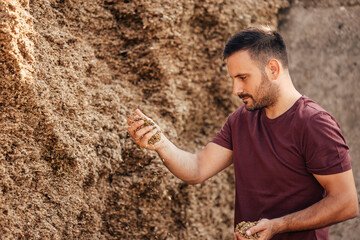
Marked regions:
[223,26,288,69]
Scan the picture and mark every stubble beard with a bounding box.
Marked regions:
[241,72,279,111]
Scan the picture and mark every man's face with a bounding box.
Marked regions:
[226,50,279,111]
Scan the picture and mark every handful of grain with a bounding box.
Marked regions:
[235,221,260,239]
[131,117,161,145]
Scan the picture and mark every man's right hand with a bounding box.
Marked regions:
[127,109,233,185]
[126,109,167,151]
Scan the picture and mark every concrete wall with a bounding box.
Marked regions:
[279,2,360,239]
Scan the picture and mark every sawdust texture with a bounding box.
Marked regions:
[1,0,293,239]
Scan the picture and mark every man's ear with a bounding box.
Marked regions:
[266,59,280,80]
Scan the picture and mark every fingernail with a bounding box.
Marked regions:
[152,128,157,133]
[246,230,251,236]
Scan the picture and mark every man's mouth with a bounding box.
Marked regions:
[238,94,251,103]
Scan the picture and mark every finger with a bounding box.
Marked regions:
[246,224,263,237]
[127,116,135,125]
[127,112,142,125]
[140,127,158,145]
[234,232,246,240]
[135,108,147,118]
[234,232,239,240]
[133,125,154,140]
[127,119,144,136]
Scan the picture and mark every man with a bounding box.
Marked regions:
[127,27,358,239]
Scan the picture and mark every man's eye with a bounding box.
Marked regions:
[240,77,246,81]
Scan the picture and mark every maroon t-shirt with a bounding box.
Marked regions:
[211,96,351,240]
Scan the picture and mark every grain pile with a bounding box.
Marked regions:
[6,0,346,239]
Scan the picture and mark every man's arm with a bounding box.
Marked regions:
[156,140,233,184]
[127,109,233,184]
[237,169,359,240]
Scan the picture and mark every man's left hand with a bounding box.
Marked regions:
[234,218,278,240]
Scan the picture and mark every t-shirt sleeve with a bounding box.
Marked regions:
[304,112,351,175]
[211,115,233,150]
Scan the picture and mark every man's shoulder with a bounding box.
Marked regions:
[297,96,338,126]
[298,96,328,118]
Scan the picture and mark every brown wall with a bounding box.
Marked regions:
[0,0,288,239]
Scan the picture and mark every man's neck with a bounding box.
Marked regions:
[264,88,302,119]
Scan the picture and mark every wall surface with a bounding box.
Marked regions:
[0,0,358,239]
[279,1,360,239]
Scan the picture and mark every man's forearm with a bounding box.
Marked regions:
[156,137,202,184]
[273,192,358,234]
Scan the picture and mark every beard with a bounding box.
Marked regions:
[239,72,279,111]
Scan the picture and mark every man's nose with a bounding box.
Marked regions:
[232,81,243,95]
